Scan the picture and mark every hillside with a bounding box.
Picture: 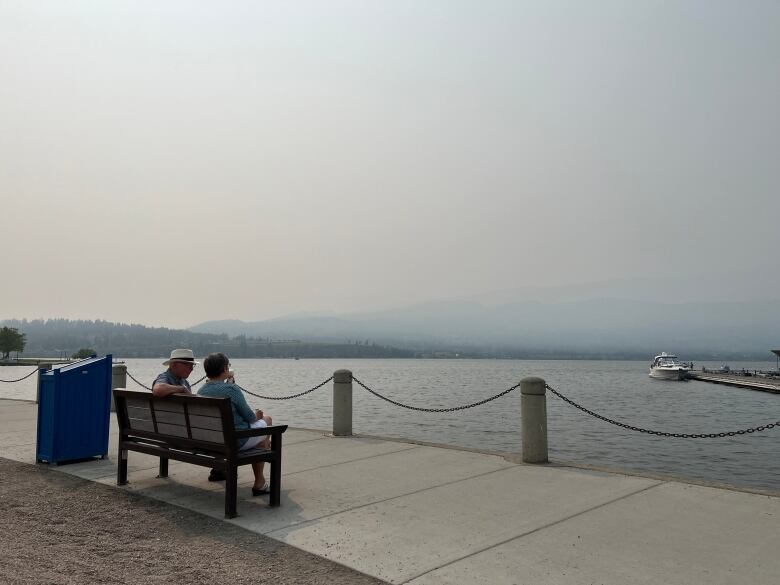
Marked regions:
[0,319,414,359]
[190,298,780,360]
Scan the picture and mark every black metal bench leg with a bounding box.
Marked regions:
[225,464,238,518]
[158,457,169,478]
[270,459,281,507]
[117,448,128,486]
[270,433,282,507]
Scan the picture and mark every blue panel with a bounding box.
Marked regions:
[36,355,113,464]
[36,372,56,462]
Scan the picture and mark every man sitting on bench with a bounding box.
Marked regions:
[197,352,274,496]
[152,348,224,482]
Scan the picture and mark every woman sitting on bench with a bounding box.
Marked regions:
[197,352,274,496]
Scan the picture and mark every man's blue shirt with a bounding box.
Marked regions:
[152,369,192,393]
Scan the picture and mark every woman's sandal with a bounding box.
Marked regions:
[252,481,270,496]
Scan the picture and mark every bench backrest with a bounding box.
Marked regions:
[113,389,236,453]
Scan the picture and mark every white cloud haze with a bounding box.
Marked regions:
[1,1,779,328]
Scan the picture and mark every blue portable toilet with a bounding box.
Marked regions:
[36,355,113,465]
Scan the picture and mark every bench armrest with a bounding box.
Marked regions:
[234,424,288,439]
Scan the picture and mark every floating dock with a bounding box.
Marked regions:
[689,372,780,394]
[0,358,74,367]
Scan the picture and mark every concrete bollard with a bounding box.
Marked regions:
[35,364,53,404]
[521,376,548,463]
[111,363,127,413]
[333,369,353,436]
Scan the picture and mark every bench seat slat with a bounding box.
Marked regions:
[121,427,229,453]
[126,397,152,410]
[154,402,185,414]
[188,414,225,431]
[190,428,227,443]
[122,440,225,468]
[156,422,189,437]
[186,402,222,417]
[155,411,188,425]
[127,405,152,419]
[128,418,155,432]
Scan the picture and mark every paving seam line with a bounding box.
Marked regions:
[263,464,519,537]
[109,442,422,483]
[398,480,667,584]
[58,443,423,490]
[277,435,334,447]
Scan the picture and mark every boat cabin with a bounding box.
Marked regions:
[651,353,682,368]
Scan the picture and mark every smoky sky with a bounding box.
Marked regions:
[1,1,779,328]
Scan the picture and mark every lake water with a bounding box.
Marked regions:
[2,358,778,492]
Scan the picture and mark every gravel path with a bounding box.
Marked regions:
[0,458,387,585]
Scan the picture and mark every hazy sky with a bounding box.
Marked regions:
[2,1,779,329]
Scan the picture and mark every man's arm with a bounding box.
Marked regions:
[152,383,190,398]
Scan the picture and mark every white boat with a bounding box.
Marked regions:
[649,352,690,380]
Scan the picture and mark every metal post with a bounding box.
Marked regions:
[111,363,127,413]
[521,376,548,463]
[333,369,353,436]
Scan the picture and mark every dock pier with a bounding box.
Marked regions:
[0,357,74,367]
[689,371,780,394]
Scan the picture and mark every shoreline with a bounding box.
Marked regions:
[4,355,780,363]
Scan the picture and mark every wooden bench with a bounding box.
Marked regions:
[113,388,287,518]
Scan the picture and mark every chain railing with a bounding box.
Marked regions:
[238,376,333,400]
[121,369,778,439]
[545,383,779,438]
[0,367,41,383]
[125,369,332,401]
[352,375,521,412]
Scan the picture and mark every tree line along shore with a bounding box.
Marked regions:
[0,319,415,360]
[2,318,775,362]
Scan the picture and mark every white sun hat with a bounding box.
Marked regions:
[162,348,199,366]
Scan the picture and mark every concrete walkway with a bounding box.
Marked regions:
[1,398,778,585]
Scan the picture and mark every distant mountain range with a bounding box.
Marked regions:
[189,297,780,360]
[461,272,780,306]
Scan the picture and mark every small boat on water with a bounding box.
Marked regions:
[649,352,690,380]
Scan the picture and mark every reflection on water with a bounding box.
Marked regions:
[2,358,778,491]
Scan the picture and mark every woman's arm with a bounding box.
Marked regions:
[229,385,257,423]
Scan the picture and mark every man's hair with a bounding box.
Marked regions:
[204,352,230,378]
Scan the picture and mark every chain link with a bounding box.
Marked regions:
[0,367,40,383]
[126,370,152,391]
[239,376,333,400]
[546,383,779,438]
[352,375,521,412]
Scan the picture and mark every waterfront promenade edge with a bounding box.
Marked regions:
[1,398,778,585]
